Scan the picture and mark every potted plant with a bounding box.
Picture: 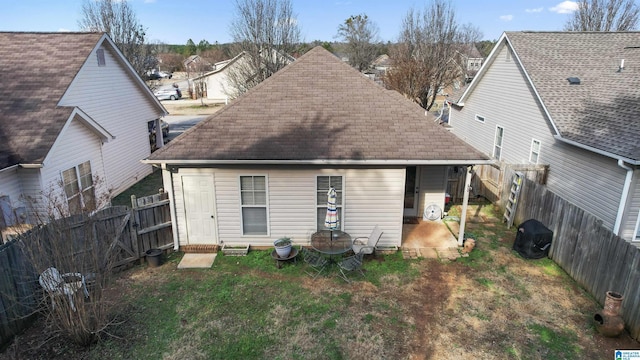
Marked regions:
[274,237,292,258]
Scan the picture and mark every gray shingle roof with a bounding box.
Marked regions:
[149,46,488,164]
[0,32,104,168]
[505,31,640,162]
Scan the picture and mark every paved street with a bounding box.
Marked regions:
[163,115,207,142]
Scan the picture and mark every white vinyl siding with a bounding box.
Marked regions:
[171,167,406,248]
[529,139,541,164]
[240,175,268,235]
[452,45,553,164]
[41,118,106,217]
[0,169,23,209]
[59,43,163,196]
[451,43,627,234]
[418,166,448,217]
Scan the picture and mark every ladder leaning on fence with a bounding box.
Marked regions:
[504,172,524,228]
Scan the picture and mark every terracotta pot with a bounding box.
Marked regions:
[594,312,625,337]
[603,291,623,317]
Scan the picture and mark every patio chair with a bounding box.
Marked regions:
[38,267,89,312]
[351,225,383,255]
[301,247,328,279]
[337,250,365,283]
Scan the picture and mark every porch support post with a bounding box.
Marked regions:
[458,166,473,246]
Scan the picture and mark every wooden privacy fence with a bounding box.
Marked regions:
[0,191,172,347]
[504,170,640,341]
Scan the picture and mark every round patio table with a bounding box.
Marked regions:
[310,230,352,255]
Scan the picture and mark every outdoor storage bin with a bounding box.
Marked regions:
[512,219,553,259]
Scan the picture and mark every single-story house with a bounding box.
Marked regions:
[144,46,491,250]
[0,32,167,227]
[192,49,296,103]
[447,31,640,242]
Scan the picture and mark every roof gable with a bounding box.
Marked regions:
[460,31,640,162]
[0,32,165,169]
[148,46,489,164]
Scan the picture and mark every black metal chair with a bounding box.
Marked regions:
[337,250,365,283]
[301,247,328,279]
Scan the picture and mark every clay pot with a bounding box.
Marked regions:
[594,312,625,337]
[603,291,623,317]
[462,238,476,253]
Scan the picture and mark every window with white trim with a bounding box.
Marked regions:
[475,114,485,123]
[240,175,268,235]
[529,139,541,164]
[316,175,343,231]
[62,161,95,214]
[493,126,504,160]
[96,49,106,66]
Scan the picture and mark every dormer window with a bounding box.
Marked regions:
[97,49,106,67]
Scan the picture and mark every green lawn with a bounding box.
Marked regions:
[111,169,164,207]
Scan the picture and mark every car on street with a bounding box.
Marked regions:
[153,87,182,101]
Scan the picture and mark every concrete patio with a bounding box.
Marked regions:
[401,218,461,260]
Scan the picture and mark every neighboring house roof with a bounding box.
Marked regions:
[457,31,640,163]
[147,46,489,165]
[0,32,102,169]
[372,54,392,68]
[0,31,165,170]
[192,52,244,80]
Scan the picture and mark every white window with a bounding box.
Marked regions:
[493,126,504,160]
[529,139,541,164]
[96,49,106,66]
[240,175,268,235]
[475,114,485,123]
[62,161,95,214]
[316,175,343,231]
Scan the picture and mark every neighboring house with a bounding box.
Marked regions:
[192,50,295,103]
[364,54,392,85]
[183,55,211,73]
[457,43,484,83]
[144,46,491,251]
[0,32,167,226]
[448,31,640,242]
[191,53,244,103]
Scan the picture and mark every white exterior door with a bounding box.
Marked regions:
[404,166,420,217]
[182,175,217,245]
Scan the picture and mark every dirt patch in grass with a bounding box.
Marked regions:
[3,206,639,359]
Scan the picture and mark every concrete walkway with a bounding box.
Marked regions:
[177,253,217,269]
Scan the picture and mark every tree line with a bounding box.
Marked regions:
[80,0,638,108]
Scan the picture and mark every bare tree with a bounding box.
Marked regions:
[15,177,119,346]
[336,14,380,71]
[565,0,639,31]
[384,0,481,111]
[78,0,156,78]
[226,0,301,98]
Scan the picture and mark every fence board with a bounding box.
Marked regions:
[0,191,172,348]
[486,173,640,341]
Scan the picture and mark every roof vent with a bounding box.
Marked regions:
[617,59,625,72]
[567,77,580,85]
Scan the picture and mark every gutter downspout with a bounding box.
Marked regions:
[458,166,473,246]
[613,160,633,235]
[161,164,180,251]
